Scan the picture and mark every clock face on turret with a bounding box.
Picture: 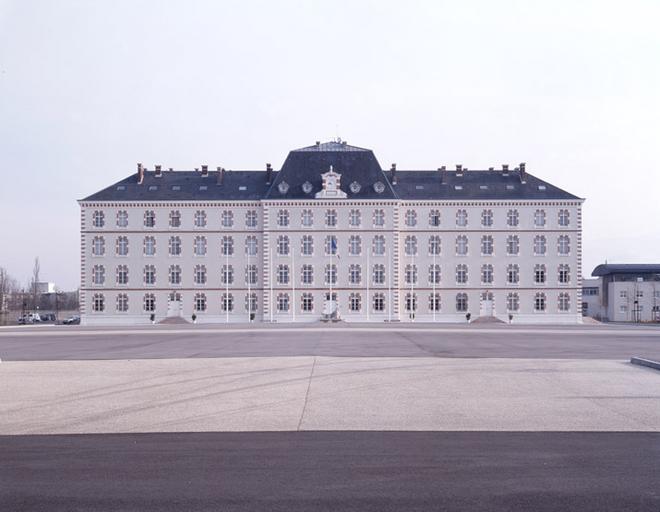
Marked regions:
[316,165,347,199]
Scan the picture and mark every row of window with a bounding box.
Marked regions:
[90,234,572,258]
[91,291,572,313]
[91,263,571,287]
[91,208,572,230]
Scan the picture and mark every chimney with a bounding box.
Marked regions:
[519,162,526,181]
[154,164,162,178]
[437,166,445,183]
[168,167,173,172]
[456,164,462,173]
[266,163,272,184]
[390,163,397,185]
[488,167,494,171]
[217,166,225,185]
[137,163,144,184]
[201,165,209,177]
[502,164,509,172]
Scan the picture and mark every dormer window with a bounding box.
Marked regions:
[302,181,313,194]
[316,166,347,199]
[278,181,289,194]
[349,181,361,194]
[373,181,385,194]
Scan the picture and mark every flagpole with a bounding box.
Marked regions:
[366,242,370,322]
[292,236,296,322]
[269,239,273,323]
[247,244,251,323]
[433,248,436,322]
[387,236,392,322]
[226,242,229,323]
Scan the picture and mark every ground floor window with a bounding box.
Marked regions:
[116,294,128,312]
[222,293,234,312]
[92,293,105,312]
[373,293,385,312]
[143,293,155,312]
[277,293,290,312]
[558,292,570,311]
[507,293,519,312]
[429,293,441,312]
[534,293,546,312]
[405,293,417,312]
[456,293,468,312]
[349,293,361,312]
[246,293,258,313]
[194,293,207,312]
[301,293,313,312]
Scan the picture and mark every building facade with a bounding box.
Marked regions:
[79,141,584,325]
[584,264,660,322]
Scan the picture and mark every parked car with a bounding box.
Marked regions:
[62,315,80,325]
[17,313,41,324]
[40,313,56,322]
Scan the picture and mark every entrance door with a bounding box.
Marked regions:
[167,292,182,317]
[480,291,494,317]
[323,292,338,317]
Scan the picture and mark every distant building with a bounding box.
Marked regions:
[584,264,660,322]
[79,140,584,325]
[35,282,56,294]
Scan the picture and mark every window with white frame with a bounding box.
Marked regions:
[194,210,207,228]
[144,210,156,228]
[221,236,234,256]
[144,265,156,285]
[456,235,468,256]
[301,209,313,227]
[429,293,441,311]
[221,265,234,285]
[92,236,105,256]
[245,236,258,256]
[405,293,417,312]
[245,210,258,228]
[92,293,105,312]
[558,264,570,284]
[325,235,338,255]
[277,209,289,227]
[169,210,181,228]
[169,264,181,285]
[349,264,362,285]
[143,293,155,312]
[506,235,519,256]
[277,264,290,285]
[349,293,361,312]
[429,264,441,284]
[429,209,441,227]
[373,293,385,312]
[620,290,627,299]
[144,236,156,256]
[429,235,441,256]
[324,264,337,285]
[116,210,128,228]
[534,209,546,227]
[301,264,313,285]
[534,292,546,311]
[405,236,417,256]
[534,235,547,256]
[373,209,385,227]
[194,265,207,285]
[507,209,519,227]
[456,293,468,312]
[405,209,417,227]
[372,235,385,256]
[246,265,257,285]
[558,209,570,227]
[456,264,468,284]
[116,294,128,312]
[194,293,207,312]
[481,235,494,255]
[558,292,570,311]
[246,293,258,313]
[507,293,519,311]
[534,264,546,284]
[301,293,313,312]
[169,236,181,256]
[194,236,207,256]
[456,209,468,227]
[116,236,129,256]
[325,209,337,227]
[372,264,385,285]
[301,235,313,256]
[404,264,418,285]
[481,209,493,227]
[349,209,361,227]
[116,265,128,285]
[349,235,361,256]
[481,264,494,284]
[558,235,570,255]
[277,235,290,256]
[507,264,519,284]
[92,265,105,285]
[222,293,234,312]
[277,293,289,312]
[221,210,234,228]
[93,210,105,228]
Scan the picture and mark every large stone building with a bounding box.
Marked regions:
[79,140,583,325]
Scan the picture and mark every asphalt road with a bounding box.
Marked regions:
[1,324,659,360]
[2,432,659,512]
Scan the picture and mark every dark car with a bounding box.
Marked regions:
[62,315,81,325]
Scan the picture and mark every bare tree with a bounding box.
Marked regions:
[30,257,40,310]
[0,267,19,313]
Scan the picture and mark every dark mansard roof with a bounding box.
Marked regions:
[81,141,581,202]
[592,264,660,277]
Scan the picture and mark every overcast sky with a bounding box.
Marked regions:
[1,0,658,290]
